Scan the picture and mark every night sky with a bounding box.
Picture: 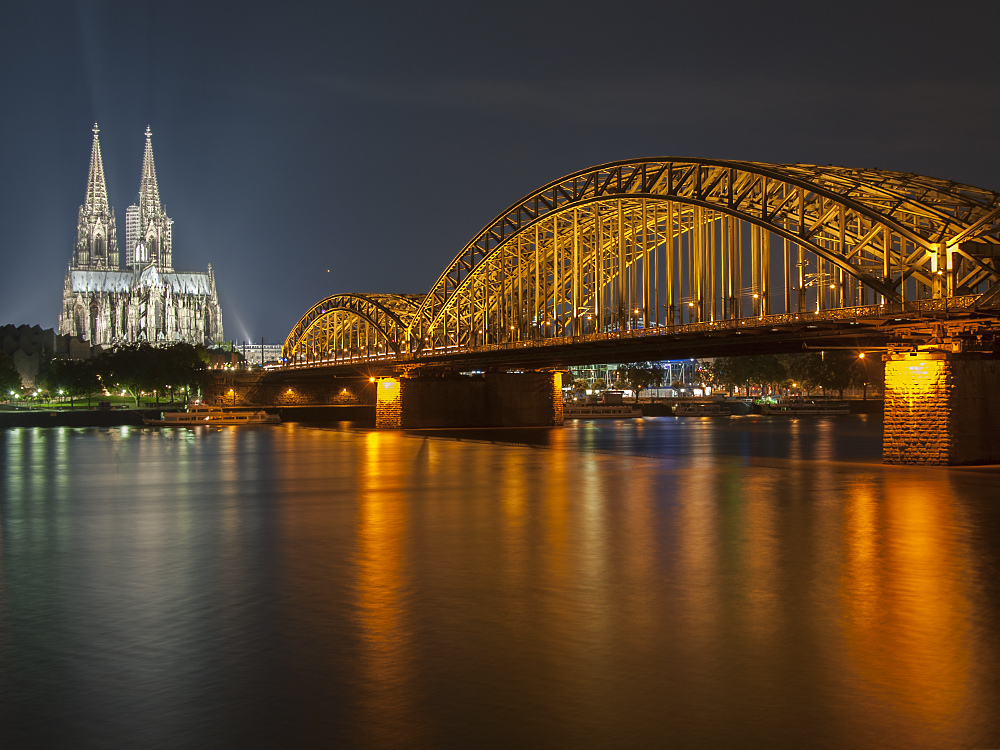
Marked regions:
[2,0,998,344]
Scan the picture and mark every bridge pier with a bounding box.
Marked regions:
[376,371,564,429]
[883,351,1000,465]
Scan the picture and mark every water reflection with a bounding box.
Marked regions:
[354,431,417,748]
[837,474,984,748]
[1,421,998,748]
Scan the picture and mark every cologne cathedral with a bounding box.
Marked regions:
[58,125,224,347]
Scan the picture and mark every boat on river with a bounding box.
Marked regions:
[674,402,732,417]
[144,404,281,426]
[563,403,643,419]
[761,399,850,416]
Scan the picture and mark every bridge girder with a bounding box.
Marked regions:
[283,158,1000,368]
[406,159,1000,355]
[283,293,423,364]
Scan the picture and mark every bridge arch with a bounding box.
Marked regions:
[405,158,1000,353]
[282,293,423,365]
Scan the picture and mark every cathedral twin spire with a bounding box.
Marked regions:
[61,124,224,347]
[125,125,172,271]
[74,123,172,272]
[137,125,162,218]
[84,123,110,215]
[74,123,117,269]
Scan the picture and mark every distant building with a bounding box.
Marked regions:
[237,341,284,367]
[58,124,223,347]
[1,324,97,387]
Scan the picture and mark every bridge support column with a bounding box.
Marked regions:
[376,371,564,429]
[883,351,1000,465]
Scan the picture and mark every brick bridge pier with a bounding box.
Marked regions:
[374,371,564,429]
[883,352,1000,465]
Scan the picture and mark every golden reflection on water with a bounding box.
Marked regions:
[2,422,997,748]
[839,473,978,747]
[355,430,417,748]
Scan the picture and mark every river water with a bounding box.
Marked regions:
[1,416,999,749]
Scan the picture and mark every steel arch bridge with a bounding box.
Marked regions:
[283,158,1000,368]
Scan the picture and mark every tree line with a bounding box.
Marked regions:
[601,352,884,399]
[704,352,883,397]
[0,352,20,396]
[4,343,213,407]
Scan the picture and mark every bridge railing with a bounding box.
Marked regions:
[281,296,980,368]
[397,296,981,359]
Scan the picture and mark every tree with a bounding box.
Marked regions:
[95,345,152,405]
[617,362,665,401]
[96,343,211,406]
[704,355,789,396]
[816,351,858,397]
[781,353,825,394]
[43,358,100,407]
[851,353,884,399]
[0,352,21,399]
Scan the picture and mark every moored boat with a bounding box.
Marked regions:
[144,404,281,426]
[674,402,732,417]
[563,403,643,419]
[761,399,850,416]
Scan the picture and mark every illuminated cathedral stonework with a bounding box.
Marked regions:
[58,125,223,347]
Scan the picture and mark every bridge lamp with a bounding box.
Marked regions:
[369,377,375,382]
[858,352,866,359]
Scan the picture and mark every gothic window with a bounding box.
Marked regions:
[204,308,213,344]
[109,304,116,340]
[95,234,105,260]
[89,300,100,343]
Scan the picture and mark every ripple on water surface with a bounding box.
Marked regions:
[1,418,999,749]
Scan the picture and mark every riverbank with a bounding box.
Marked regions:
[0,403,376,428]
[637,398,884,417]
[0,408,153,428]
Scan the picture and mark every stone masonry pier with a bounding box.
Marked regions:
[883,351,1000,465]
[376,371,564,429]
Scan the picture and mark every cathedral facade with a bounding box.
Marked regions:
[58,125,224,347]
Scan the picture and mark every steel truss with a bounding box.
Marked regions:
[283,158,1000,365]
[283,293,422,365]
